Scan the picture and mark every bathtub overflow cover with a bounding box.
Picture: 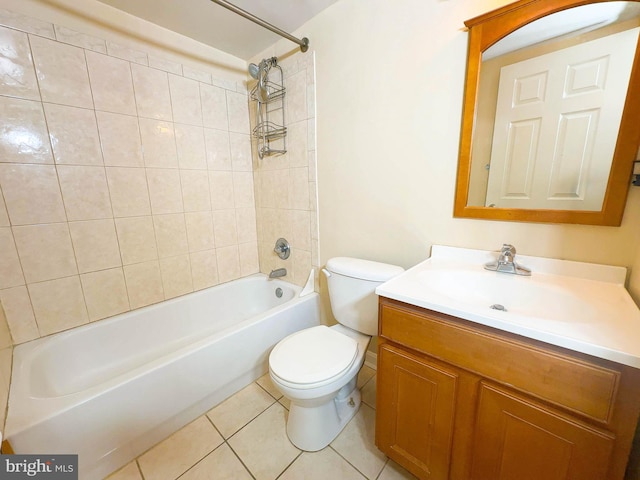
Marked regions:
[275,287,283,298]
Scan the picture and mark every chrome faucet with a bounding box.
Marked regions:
[269,268,287,279]
[484,244,531,276]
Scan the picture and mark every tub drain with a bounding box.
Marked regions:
[490,304,507,311]
[275,287,283,298]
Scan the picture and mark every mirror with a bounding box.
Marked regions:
[455,0,640,225]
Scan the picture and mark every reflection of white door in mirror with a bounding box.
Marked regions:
[486,27,639,209]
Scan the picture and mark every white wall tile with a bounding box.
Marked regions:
[212,209,238,247]
[230,133,252,172]
[232,172,255,208]
[0,96,52,164]
[115,216,158,265]
[153,213,189,258]
[54,25,106,53]
[236,207,257,244]
[29,34,93,108]
[69,219,122,274]
[146,168,183,214]
[139,118,178,168]
[106,167,151,217]
[169,74,203,126]
[96,111,144,167]
[200,84,228,131]
[44,103,103,166]
[183,65,211,84]
[131,64,172,120]
[86,51,136,115]
[0,8,54,38]
[13,223,77,283]
[204,129,231,171]
[185,211,215,252]
[0,285,38,343]
[0,227,24,289]
[209,171,235,210]
[0,26,40,100]
[159,254,193,299]
[123,260,164,309]
[106,42,148,66]
[0,188,9,226]
[226,91,250,134]
[190,249,218,290]
[81,268,129,321]
[57,165,112,221]
[175,124,207,170]
[29,276,88,336]
[181,169,211,212]
[0,164,66,225]
[148,56,182,75]
[216,245,240,284]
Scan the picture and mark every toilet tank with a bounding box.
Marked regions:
[324,257,404,336]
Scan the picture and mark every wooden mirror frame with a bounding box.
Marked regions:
[454,0,640,225]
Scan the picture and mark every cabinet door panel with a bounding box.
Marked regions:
[471,383,615,480]
[377,344,458,479]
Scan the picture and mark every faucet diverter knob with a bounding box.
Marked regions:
[274,238,291,260]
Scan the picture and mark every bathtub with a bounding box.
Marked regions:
[5,274,320,479]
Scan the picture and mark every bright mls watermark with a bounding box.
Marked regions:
[0,455,77,479]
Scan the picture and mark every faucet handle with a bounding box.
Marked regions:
[501,244,516,255]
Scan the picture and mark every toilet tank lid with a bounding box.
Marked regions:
[326,257,404,281]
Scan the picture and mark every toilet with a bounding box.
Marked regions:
[268,257,404,451]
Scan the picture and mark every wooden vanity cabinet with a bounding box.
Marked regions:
[375,297,640,480]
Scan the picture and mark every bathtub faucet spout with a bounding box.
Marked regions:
[269,268,287,279]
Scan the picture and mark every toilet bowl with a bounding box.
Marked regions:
[269,324,370,451]
[268,257,404,451]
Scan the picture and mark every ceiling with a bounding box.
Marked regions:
[95,0,338,60]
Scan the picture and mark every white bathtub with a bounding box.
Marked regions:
[5,274,320,479]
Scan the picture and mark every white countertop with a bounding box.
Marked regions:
[376,245,640,368]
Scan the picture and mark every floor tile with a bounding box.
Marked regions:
[138,416,223,480]
[207,382,276,438]
[180,443,252,480]
[105,461,142,480]
[331,403,387,479]
[357,365,376,388]
[228,402,300,480]
[378,460,419,479]
[362,376,377,409]
[256,372,282,399]
[279,447,366,480]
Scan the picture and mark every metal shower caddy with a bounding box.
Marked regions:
[250,57,287,159]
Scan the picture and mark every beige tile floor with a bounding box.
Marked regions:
[106,366,417,480]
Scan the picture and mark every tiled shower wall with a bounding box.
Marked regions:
[253,53,319,288]
[0,10,258,346]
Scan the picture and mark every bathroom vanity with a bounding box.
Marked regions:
[374,246,640,480]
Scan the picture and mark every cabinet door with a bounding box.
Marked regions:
[376,343,458,479]
[470,383,615,480]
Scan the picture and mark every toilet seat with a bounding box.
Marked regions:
[269,326,358,387]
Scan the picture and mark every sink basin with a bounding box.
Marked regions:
[376,245,640,368]
[415,268,600,324]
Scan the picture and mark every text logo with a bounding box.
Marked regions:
[0,455,77,479]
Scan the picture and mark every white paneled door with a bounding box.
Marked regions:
[486,27,639,210]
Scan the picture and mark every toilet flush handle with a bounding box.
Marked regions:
[322,268,331,278]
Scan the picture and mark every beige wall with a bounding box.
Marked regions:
[290,0,640,275]
[0,4,258,344]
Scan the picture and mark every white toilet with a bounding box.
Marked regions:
[268,257,404,451]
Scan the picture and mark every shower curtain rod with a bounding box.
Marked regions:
[210,0,309,52]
